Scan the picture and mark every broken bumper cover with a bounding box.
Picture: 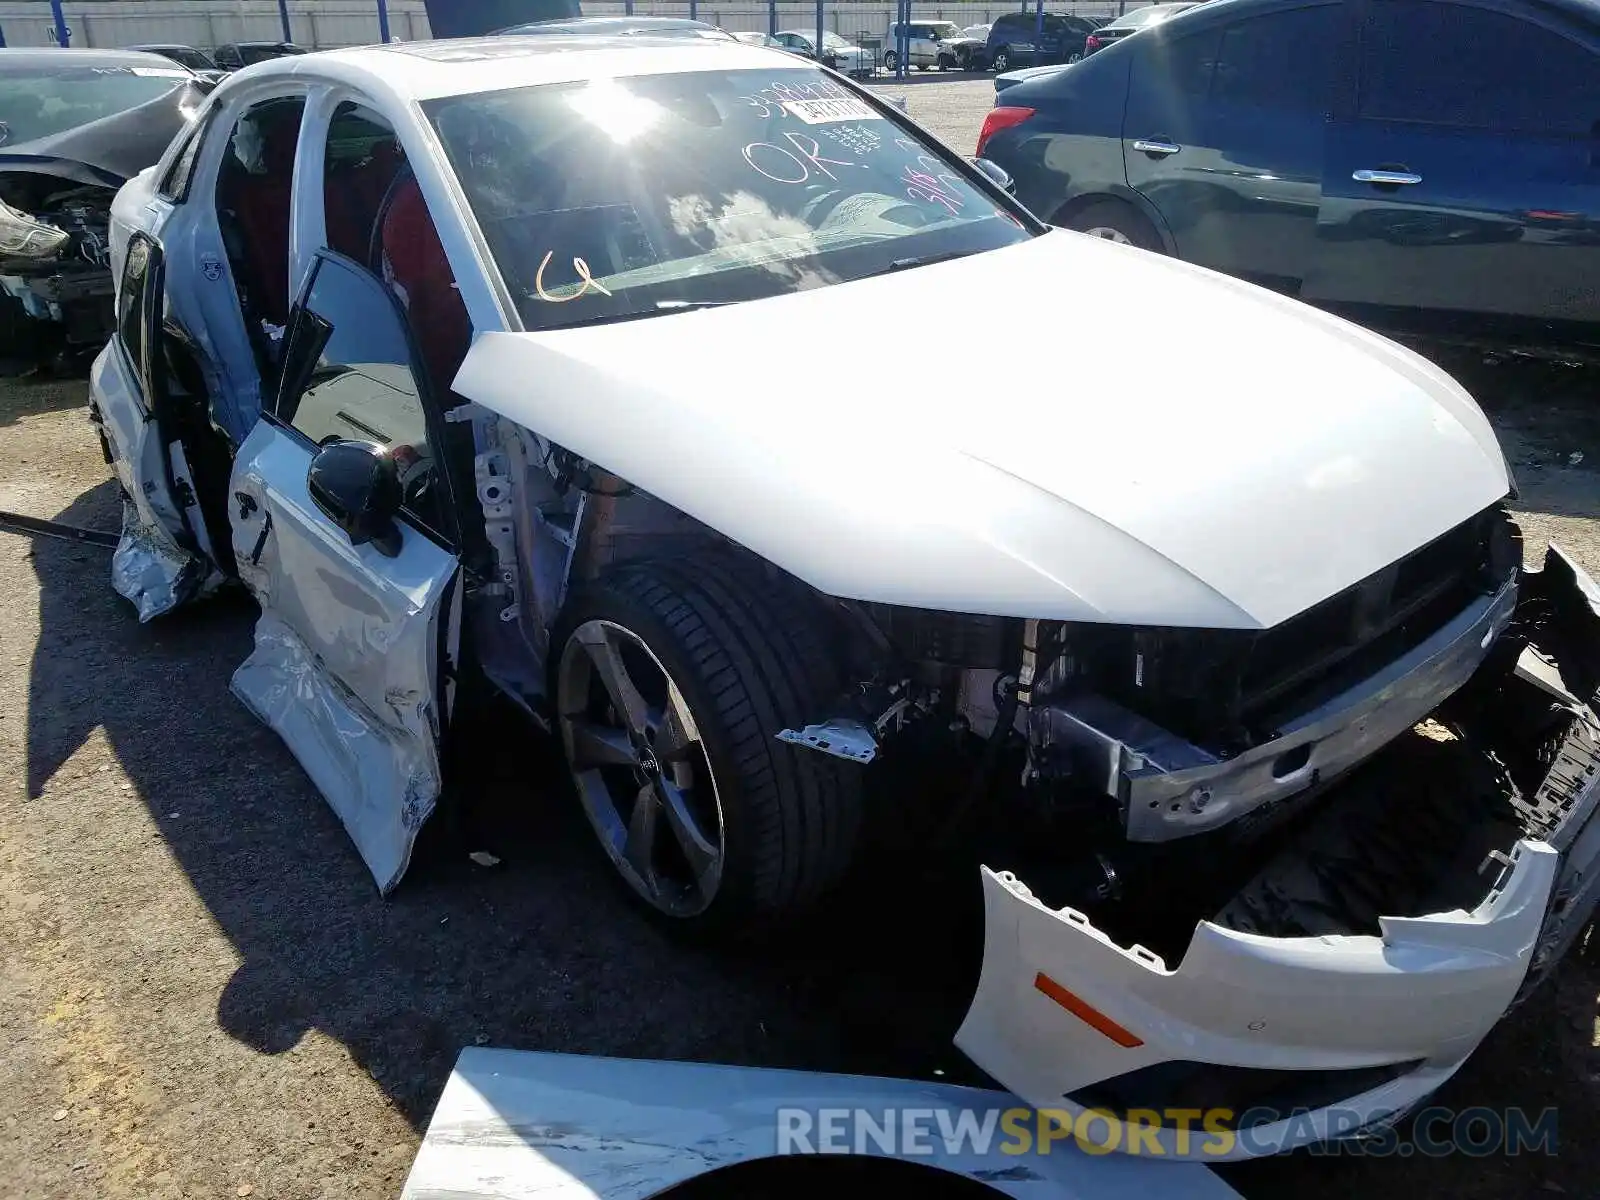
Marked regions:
[957,549,1600,1160]
[955,843,1558,1161]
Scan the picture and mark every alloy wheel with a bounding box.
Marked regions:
[558,619,726,918]
[1083,226,1134,244]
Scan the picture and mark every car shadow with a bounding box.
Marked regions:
[1473,361,1600,523]
[23,481,991,1135]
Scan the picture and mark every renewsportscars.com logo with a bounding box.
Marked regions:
[776,1105,1560,1159]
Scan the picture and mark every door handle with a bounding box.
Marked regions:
[1353,168,1422,185]
[1133,138,1181,157]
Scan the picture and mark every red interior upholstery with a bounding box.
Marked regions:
[224,122,300,325]
[377,174,473,399]
[324,140,403,264]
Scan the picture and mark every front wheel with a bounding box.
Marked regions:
[553,555,863,938]
[937,53,954,70]
[990,49,1011,72]
[883,49,899,70]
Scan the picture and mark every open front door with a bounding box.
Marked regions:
[94,231,228,620]
[227,250,463,895]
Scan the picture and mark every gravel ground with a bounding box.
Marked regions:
[1,77,1597,1198]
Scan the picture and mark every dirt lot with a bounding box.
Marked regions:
[1,76,1597,1200]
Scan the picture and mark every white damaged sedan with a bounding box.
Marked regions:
[90,34,1600,1159]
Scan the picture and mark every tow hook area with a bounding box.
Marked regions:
[777,718,879,763]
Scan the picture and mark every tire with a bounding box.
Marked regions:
[937,53,954,70]
[916,62,931,71]
[883,49,899,70]
[1064,199,1165,252]
[552,554,863,938]
[990,49,1010,72]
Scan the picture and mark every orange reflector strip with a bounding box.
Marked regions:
[1034,972,1145,1048]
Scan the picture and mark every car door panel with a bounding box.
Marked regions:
[1124,4,1341,294]
[1310,0,1600,342]
[93,233,228,620]
[229,251,462,895]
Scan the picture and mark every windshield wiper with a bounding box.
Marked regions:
[539,299,737,331]
[857,248,982,279]
[651,300,735,312]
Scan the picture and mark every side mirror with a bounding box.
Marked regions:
[969,156,1016,196]
[307,440,404,557]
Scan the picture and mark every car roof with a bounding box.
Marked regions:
[233,36,802,103]
[501,16,723,32]
[1103,3,1196,27]
[0,47,191,70]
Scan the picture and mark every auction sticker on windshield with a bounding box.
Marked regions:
[781,97,881,123]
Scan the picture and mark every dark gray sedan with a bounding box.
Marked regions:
[977,0,1600,360]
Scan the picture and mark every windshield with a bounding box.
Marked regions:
[427,68,1032,332]
[820,32,854,49]
[0,65,187,146]
[929,23,961,38]
[241,44,302,64]
[155,47,215,71]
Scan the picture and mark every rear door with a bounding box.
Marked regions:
[1123,2,1342,293]
[991,14,1036,65]
[1310,0,1600,344]
[228,250,463,895]
[96,232,230,619]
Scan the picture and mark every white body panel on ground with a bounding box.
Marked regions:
[402,1049,1245,1199]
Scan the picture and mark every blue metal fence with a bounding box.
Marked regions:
[13,0,1133,60]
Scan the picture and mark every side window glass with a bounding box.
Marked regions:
[117,236,153,383]
[1360,1,1599,135]
[1211,7,1335,113]
[1141,29,1223,101]
[321,101,404,264]
[157,108,216,202]
[277,257,448,539]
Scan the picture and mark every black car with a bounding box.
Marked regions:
[984,11,1099,73]
[977,0,1600,359]
[126,43,226,82]
[0,49,209,372]
[1081,2,1207,55]
[213,42,308,71]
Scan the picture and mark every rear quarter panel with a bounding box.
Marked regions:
[982,54,1132,224]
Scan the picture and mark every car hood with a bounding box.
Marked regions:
[0,79,206,189]
[453,230,1510,630]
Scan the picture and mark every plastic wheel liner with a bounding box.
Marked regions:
[955,545,1600,1160]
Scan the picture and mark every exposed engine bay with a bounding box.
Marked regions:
[0,175,116,369]
[756,504,1597,971]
